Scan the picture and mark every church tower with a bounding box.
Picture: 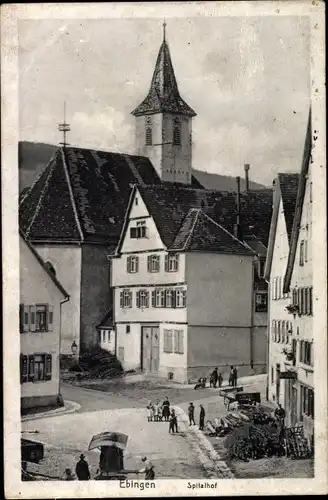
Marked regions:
[132,23,196,184]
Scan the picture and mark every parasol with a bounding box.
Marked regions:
[88,432,129,451]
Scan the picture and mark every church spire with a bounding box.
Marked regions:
[131,23,196,117]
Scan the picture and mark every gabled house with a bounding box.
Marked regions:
[110,184,270,383]
[20,230,69,412]
[264,173,300,406]
[282,110,314,443]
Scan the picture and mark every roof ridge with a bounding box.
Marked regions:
[181,208,201,251]
[24,156,57,238]
[60,148,84,242]
[200,210,254,251]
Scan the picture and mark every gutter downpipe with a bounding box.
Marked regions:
[59,296,70,398]
[250,261,255,371]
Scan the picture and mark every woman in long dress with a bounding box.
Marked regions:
[162,397,170,422]
[147,401,154,422]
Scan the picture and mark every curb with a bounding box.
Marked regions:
[21,400,81,422]
[174,405,234,479]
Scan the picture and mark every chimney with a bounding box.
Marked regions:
[244,164,250,192]
[234,176,242,240]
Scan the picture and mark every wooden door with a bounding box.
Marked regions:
[141,326,159,373]
[141,327,152,372]
[151,327,159,373]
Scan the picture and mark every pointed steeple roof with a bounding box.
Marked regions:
[132,24,196,117]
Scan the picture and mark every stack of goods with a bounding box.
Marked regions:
[285,427,312,459]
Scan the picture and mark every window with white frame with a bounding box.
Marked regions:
[300,385,314,419]
[163,329,173,353]
[127,255,139,273]
[120,289,132,308]
[130,220,148,239]
[20,304,53,333]
[136,289,149,308]
[165,289,175,308]
[175,289,186,308]
[147,254,160,273]
[174,330,184,354]
[165,253,179,272]
[152,289,165,308]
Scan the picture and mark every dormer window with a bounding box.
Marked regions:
[145,117,152,145]
[173,118,181,146]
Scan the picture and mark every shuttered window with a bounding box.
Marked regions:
[152,289,165,308]
[165,289,175,308]
[309,287,313,315]
[165,254,179,272]
[127,256,139,273]
[136,290,149,308]
[45,354,52,380]
[163,329,173,353]
[23,305,30,332]
[28,355,35,382]
[48,306,54,331]
[120,290,132,308]
[174,330,184,354]
[147,255,160,273]
[281,321,285,343]
[175,289,186,308]
[19,304,24,333]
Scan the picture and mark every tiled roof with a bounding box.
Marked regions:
[283,108,312,293]
[131,40,196,117]
[138,184,272,249]
[19,146,203,244]
[171,209,254,254]
[278,173,300,242]
[96,309,113,328]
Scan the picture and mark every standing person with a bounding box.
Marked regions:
[75,454,90,480]
[211,368,219,388]
[229,366,234,386]
[169,409,178,433]
[162,397,170,422]
[62,468,75,480]
[153,400,160,422]
[147,401,154,422]
[233,366,238,387]
[218,372,223,388]
[188,402,196,426]
[139,456,155,479]
[274,404,286,427]
[199,404,205,431]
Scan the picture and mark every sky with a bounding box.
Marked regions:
[19,16,311,185]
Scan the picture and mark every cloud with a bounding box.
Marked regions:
[71,107,134,152]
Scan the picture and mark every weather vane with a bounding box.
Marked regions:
[58,101,70,148]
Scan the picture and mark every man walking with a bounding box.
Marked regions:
[210,368,219,388]
[188,402,196,426]
[75,454,91,480]
[199,404,205,431]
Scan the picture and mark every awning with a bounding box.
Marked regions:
[88,432,128,451]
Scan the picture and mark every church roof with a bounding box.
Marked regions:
[19,146,202,245]
[131,39,196,117]
[137,184,273,249]
[170,208,254,255]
